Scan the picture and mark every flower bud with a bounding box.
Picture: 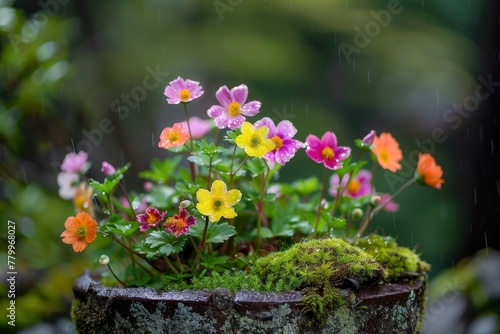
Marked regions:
[99,255,110,266]
[362,130,376,146]
[370,195,381,207]
[351,208,364,220]
[101,161,116,175]
[179,200,192,208]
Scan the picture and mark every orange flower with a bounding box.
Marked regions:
[158,122,189,149]
[416,153,444,189]
[60,212,97,252]
[372,133,402,172]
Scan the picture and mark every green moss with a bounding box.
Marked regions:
[255,238,383,289]
[351,235,431,282]
[254,238,383,325]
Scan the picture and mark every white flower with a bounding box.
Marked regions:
[57,172,79,200]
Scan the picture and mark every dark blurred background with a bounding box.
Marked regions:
[0,0,499,332]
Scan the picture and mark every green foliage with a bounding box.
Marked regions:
[136,231,188,259]
[351,234,431,282]
[138,157,182,183]
[189,221,236,244]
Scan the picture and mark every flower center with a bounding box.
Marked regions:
[250,135,261,147]
[76,226,87,237]
[213,198,223,210]
[166,217,183,229]
[321,147,335,160]
[147,213,158,225]
[347,180,361,194]
[169,131,180,143]
[227,101,241,117]
[379,149,389,163]
[179,89,191,101]
[270,136,283,150]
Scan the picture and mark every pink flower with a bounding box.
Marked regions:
[136,207,167,232]
[378,194,399,213]
[101,161,116,175]
[164,76,204,104]
[254,117,304,168]
[158,122,190,149]
[207,84,261,130]
[362,130,376,146]
[164,207,196,237]
[182,117,212,139]
[61,151,88,173]
[305,131,351,170]
[329,169,372,198]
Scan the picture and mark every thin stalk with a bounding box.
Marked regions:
[183,103,196,181]
[106,264,126,286]
[313,167,328,237]
[163,255,179,274]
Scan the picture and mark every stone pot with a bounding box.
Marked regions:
[72,270,427,333]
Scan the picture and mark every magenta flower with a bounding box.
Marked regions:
[207,84,261,130]
[329,169,372,198]
[164,207,196,237]
[378,194,400,213]
[305,132,351,170]
[362,130,376,146]
[254,117,304,168]
[136,207,167,232]
[164,76,204,104]
[182,117,212,139]
[61,151,88,173]
[101,161,116,175]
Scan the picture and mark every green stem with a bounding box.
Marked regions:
[163,255,179,274]
[199,216,210,250]
[183,103,196,181]
[356,177,416,237]
[370,177,416,218]
[107,263,126,286]
[313,167,328,237]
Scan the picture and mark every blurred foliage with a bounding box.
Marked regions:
[0,0,491,330]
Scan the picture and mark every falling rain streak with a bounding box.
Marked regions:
[473,187,477,205]
[367,70,371,83]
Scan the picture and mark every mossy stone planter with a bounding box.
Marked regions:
[72,270,427,333]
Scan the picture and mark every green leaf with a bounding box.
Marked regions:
[189,221,237,244]
[196,140,226,156]
[142,230,187,257]
[104,214,139,237]
[200,253,230,270]
[88,163,130,198]
[329,217,347,230]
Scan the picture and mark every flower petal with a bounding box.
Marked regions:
[211,180,227,196]
[321,131,337,149]
[231,84,248,104]
[276,120,297,139]
[215,86,232,107]
[241,101,261,116]
[225,189,242,206]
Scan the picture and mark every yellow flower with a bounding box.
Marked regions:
[196,180,242,222]
[235,122,275,158]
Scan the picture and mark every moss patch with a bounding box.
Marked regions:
[254,237,383,324]
[351,235,431,282]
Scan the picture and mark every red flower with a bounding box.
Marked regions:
[136,207,167,232]
[164,207,196,237]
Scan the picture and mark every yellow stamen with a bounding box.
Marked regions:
[250,135,261,147]
[321,147,335,160]
[213,199,223,210]
[227,102,241,117]
[76,226,87,237]
[270,136,283,149]
[169,131,180,143]
[347,180,361,194]
[179,89,191,101]
[379,149,389,163]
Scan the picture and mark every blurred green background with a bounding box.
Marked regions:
[1,0,498,331]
